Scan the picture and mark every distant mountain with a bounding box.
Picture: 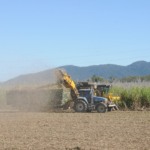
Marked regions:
[1,61,150,87]
[61,61,150,80]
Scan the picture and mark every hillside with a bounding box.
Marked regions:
[1,61,150,87]
[61,61,150,80]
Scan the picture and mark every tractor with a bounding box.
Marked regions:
[57,69,117,113]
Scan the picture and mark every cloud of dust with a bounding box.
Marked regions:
[3,69,64,112]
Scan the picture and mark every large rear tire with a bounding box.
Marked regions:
[96,103,107,113]
[74,100,87,112]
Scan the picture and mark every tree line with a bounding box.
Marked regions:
[90,74,150,83]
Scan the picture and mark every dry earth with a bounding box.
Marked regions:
[0,111,150,150]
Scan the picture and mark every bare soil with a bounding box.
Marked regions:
[0,111,150,150]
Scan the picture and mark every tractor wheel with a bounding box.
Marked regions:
[74,100,87,112]
[96,103,107,113]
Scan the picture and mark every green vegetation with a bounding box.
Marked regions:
[90,75,104,82]
[89,74,150,83]
[120,75,150,82]
[110,86,150,110]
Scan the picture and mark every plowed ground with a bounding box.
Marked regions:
[0,111,150,150]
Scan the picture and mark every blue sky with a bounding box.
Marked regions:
[0,0,150,81]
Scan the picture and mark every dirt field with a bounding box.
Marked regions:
[0,111,150,150]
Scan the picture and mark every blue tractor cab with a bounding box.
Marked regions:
[73,88,112,113]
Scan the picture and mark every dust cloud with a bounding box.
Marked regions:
[0,69,65,112]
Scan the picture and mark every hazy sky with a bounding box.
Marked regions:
[0,0,150,81]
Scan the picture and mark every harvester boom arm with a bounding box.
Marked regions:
[57,70,79,100]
